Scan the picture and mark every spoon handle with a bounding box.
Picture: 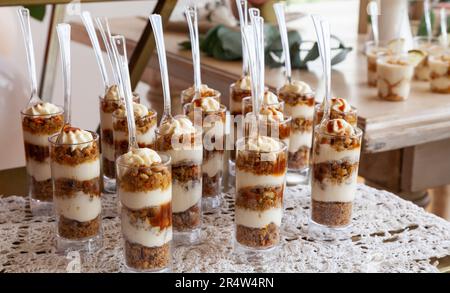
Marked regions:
[81,11,110,89]
[111,35,138,150]
[149,14,171,123]
[185,6,202,93]
[367,1,379,47]
[274,2,292,83]
[95,17,120,87]
[56,23,72,125]
[236,0,249,75]
[320,19,332,120]
[17,8,38,100]
[424,0,432,42]
[441,8,448,47]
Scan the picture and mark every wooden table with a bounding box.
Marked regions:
[71,17,450,207]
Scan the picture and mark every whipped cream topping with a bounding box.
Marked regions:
[260,106,284,122]
[114,102,149,118]
[59,126,94,150]
[262,91,279,105]
[118,147,161,167]
[158,116,196,136]
[104,84,120,100]
[24,102,61,116]
[279,80,312,95]
[246,136,282,152]
[321,118,355,136]
[184,84,212,97]
[194,96,221,112]
[331,98,351,113]
[235,75,251,90]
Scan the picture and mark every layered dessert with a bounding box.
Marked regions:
[21,102,64,208]
[315,97,357,127]
[49,126,101,241]
[180,84,221,107]
[235,136,287,249]
[99,85,139,187]
[242,91,282,115]
[155,116,203,238]
[429,52,450,94]
[376,52,424,101]
[185,97,226,211]
[311,119,362,228]
[117,148,172,272]
[278,80,315,170]
[112,102,157,159]
[412,36,441,81]
[365,41,389,87]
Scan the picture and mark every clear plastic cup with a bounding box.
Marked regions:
[429,51,450,94]
[376,54,415,101]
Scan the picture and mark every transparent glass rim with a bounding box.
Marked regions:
[20,104,64,118]
[242,96,285,108]
[111,108,158,120]
[314,124,363,140]
[48,130,99,146]
[98,91,140,102]
[376,53,412,67]
[413,35,440,44]
[236,136,288,154]
[180,87,221,99]
[154,114,198,136]
[183,102,227,114]
[315,102,357,115]
[244,111,292,126]
[428,51,450,64]
[277,86,316,98]
[116,151,171,169]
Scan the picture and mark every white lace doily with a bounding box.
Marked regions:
[1,184,450,273]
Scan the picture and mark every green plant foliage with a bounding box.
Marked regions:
[25,5,46,21]
[417,10,435,36]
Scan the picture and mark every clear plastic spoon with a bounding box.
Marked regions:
[367,0,379,47]
[320,19,332,122]
[311,15,328,120]
[81,11,110,90]
[424,0,432,43]
[149,14,172,125]
[185,6,202,97]
[236,0,249,76]
[17,8,40,105]
[56,23,72,141]
[111,35,138,150]
[95,17,120,86]
[440,8,448,48]
[274,2,292,84]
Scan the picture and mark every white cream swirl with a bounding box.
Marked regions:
[117,148,161,167]
[114,102,149,118]
[260,106,284,122]
[279,80,312,95]
[59,126,94,150]
[195,96,221,112]
[24,102,61,116]
[321,118,355,136]
[158,116,196,136]
[104,85,120,100]
[246,136,282,152]
[330,98,351,113]
[262,91,279,105]
[235,75,251,90]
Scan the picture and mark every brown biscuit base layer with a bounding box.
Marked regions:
[288,146,310,170]
[315,109,358,127]
[313,161,358,184]
[54,177,100,197]
[101,129,114,146]
[124,241,170,271]
[103,157,116,179]
[30,177,53,202]
[278,91,315,107]
[236,185,283,211]
[202,172,221,198]
[22,114,64,135]
[24,143,49,162]
[235,223,279,249]
[173,203,201,231]
[311,200,352,227]
[58,215,101,240]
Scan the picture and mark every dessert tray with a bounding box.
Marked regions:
[1,183,449,273]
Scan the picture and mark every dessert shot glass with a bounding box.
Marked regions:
[49,130,102,253]
[112,108,157,159]
[429,52,450,94]
[117,152,172,272]
[184,103,227,212]
[412,36,441,81]
[99,89,139,193]
[241,96,285,116]
[155,127,203,245]
[314,98,358,128]
[376,54,415,101]
[234,136,288,252]
[310,121,362,236]
[21,105,64,216]
[365,40,389,87]
[277,90,315,184]
[180,85,221,108]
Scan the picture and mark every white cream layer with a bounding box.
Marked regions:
[202,152,223,177]
[415,63,430,81]
[162,148,202,165]
[119,187,171,210]
[114,125,156,145]
[172,180,202,213]
[236,170,286,189]
[285,104,314,119]
[100,110,113,131]
[289,131,312,152]
[23,131,54,147]
[27,157,51,181]
[311,176,357,202]
[102,142,115,161]
[121,211,172,247]
[377,61,414,99]
[54,191,101,222]
[431,76,450,90]
[315,144,360,164]
[235,207,282,228]
[52,159,100,181]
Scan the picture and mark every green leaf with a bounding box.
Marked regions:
[331,47,352,65]
[178,40,191,50]
[25,5,46,21]
[417,10,435,36]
